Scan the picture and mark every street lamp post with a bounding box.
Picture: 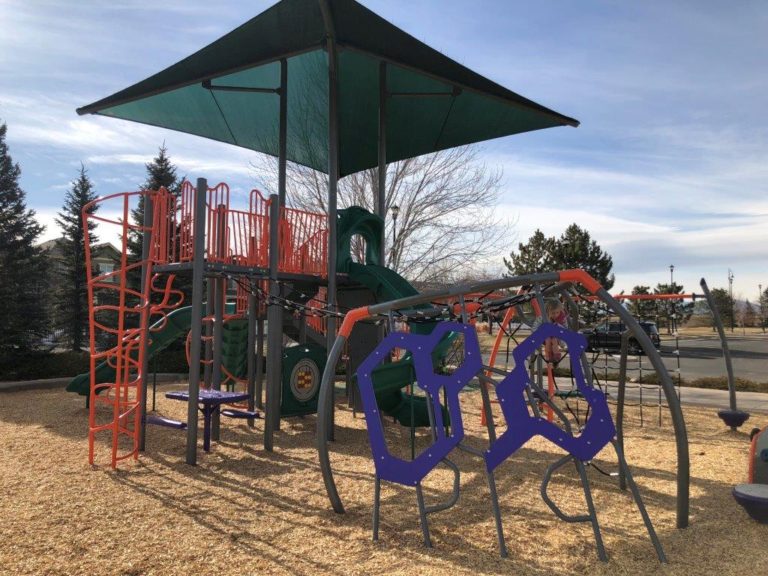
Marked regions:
[669,264,676,333]
[728,269,735,332]
[390,204,399,269]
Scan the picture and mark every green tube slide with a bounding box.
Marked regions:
[347,262,455,427]
[67,303,248,397]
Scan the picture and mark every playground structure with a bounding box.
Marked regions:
[74,0,583,469]
[65,0,740,563]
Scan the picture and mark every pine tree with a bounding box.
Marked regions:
[54,164,98,351]
[653,282,691,333]
[0,122,49,359]
[503,229,555,276]
[550,224,615,290]
[708,288,734,330]
[629,285,657,320]
[128,144,180,261]
[504,225,615,288]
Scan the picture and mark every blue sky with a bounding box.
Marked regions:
[1,0,766,299]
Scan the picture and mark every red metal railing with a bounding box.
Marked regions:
[152,182,328,275]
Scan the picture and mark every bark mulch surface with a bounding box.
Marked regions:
[1,383,765,575]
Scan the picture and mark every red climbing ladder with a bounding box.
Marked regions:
[85,191,153,467]
[85,189,186,468]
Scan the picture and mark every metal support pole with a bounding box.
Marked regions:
[263,56,288,446]
[321,0,340,440]
[185,177,208,465]
[138,192,154,452]
[246,291,257,427]
[617,331,629,490]
[210,206,227,441]
[255,317,265,409]
[204,281,214,388]
[700,278,738,412]
[377,61,387,265]
[265,195,283,450]
[598,287,689,528]
[278,58,288,207]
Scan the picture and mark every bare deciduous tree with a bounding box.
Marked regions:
[254,145,507,284]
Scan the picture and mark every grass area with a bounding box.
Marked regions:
[475,329,767,393]
[549,367,767,392]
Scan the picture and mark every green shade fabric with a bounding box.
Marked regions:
[78,0,578,176]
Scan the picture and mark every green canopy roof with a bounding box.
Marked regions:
[77,0,578,177]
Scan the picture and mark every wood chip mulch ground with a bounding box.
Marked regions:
[0,383,765,576]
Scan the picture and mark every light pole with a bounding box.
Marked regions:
[669,264,676,333]
[760,283,764,333]
[728,269,735,332]
[390,204,399,268]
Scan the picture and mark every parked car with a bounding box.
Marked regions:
[580,320,661,355]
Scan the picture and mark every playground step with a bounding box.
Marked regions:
[733,484,768,523]
[555,389,584,399]
[221,409,261,420]
[146,415,187,430]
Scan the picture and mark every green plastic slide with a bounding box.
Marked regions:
[347,262,455,427]
[67,304,249,397]
[66,306,196,396]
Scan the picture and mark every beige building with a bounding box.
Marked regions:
[39,238,121,281]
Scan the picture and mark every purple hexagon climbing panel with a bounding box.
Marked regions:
[484,323,616,472]
[356,322,480,486]
[356,321,617,486]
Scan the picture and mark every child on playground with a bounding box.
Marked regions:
[544,298,568,364]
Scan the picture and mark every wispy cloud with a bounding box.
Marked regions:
[2,0,766,298]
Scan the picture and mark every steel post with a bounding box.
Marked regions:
[246,291,257,427]
[377,61,387,264]
[598,287,689,528]
[255,317,265,410]
[210,205,227,441]
[185,177,208,465]
[138,192,154,452]
[265,195,283,450]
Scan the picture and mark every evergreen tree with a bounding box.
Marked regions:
[629,285,657,320]
[128,144,180,261]
[550,224,615,290]
[653,282,691,333]
[759,286,768,331]
[0,122,49,358]
[708,287,734,330]
[503,229,555,276]
[504,224,614,325]
[54,164,98,351]
[504,224,615,289]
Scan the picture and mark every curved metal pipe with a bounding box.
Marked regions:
[699,278,737,412]
[316,335,348,513]
[596,287,690,528]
